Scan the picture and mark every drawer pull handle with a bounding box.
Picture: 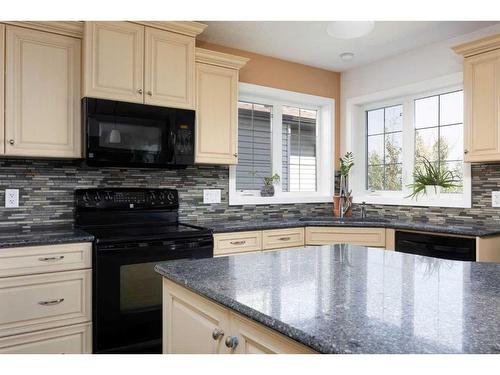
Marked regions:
[212,328,224,340]
[38,298,65,306]
[39,256,65,262]
[278,237,291,241]
[230,240,246,245]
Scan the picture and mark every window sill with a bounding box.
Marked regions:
[229,194,333,206]
[353,194,471,209]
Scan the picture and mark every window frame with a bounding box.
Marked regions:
[345,73,471,208]
[229,83,334,206]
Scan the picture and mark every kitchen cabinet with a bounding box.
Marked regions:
[453,33,500,162]
[84,21,203,109]
[195,48,248,164]
[0,24,4,155]
[162,278,315,354]
[262,227,305,250]
[0,242,92,353]
[4,25,81,158]
[213,230,262,256]
[305,227,386,247]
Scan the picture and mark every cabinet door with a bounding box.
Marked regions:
[163,279,229,354]
[0,24,5,155]
[195,63,238,164]
[464,50,500,162]
[144,27,195,109]
[4,26,81,158]
[84,21,144,103]
[230,312,315,354]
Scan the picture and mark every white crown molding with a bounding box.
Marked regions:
[195,48,249,70]
[2,21,84,38]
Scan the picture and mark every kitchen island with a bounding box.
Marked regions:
[155,245,500,354]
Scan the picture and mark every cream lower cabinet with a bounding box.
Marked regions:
[0,24,4,155]
[0,242,92,354]
[4,25,81,158]
[453,33,500,162]
[84,21,200,109]
[305,227,386,247]
[163,279,315,354]
[195,48,248,164]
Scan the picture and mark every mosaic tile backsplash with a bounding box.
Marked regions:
[0,159,500,229]
[0,159,333,229]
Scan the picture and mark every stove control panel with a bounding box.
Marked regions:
[75,188,179,210]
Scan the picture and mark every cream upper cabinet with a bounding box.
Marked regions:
[4,25,81,158]
[84,21,144,103]
[144,27,195,109]
[195,48,248,165]
[453,34,500,162]
[84,21,203,109]
[0,24,5,155]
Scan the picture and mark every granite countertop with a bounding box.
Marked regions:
[155,245,500,354]
[0,225,94,248]
[200,217,500,237]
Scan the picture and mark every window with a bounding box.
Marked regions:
[229,83,334,205]
[282,106,318,192]
[366,105,403,191]
[236,102,273,191]
[347,75,471,208]
[414,90,464,193]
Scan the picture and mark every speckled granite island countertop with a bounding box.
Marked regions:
[155,245,500,354]
[0,225,94,248]
[200,217,500,237]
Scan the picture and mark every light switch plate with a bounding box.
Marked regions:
[203,189,221,204]
[5,189,19,208]
[492,191,500,207]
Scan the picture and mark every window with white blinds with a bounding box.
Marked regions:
[230,83,334,205]
[236,102,273,191]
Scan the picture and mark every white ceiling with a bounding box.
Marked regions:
[198,21,500,72]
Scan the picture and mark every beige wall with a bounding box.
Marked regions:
[196,41,341,168]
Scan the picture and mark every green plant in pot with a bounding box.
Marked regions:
[407,156,460,199]
[260,173,280,197]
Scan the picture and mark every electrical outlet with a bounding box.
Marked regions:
[203,189,221,204]
[492,191,500,207]
[5,189,19,208]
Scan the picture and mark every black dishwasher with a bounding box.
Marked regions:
[395,231,476,261]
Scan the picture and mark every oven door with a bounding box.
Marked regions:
[93,236,213,354]
[86,114,173,167]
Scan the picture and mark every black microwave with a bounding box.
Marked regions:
[82,97,195,168]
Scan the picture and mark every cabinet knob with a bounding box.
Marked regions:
[147,91,152,96]
[137,88,143,94]
[212,328,224,340]
[464,149,469,154]
[225,336,239,349]
[9,139,14,145]
[233,153,238,158]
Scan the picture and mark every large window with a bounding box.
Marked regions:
[348,78,471,208]
[230,83,333,205]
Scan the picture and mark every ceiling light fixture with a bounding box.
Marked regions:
[327,21,375,39]
[340,52,355,61]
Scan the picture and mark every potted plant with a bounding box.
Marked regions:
[334,152,354,217]
[407,157,460,199]
[260,173,280,197]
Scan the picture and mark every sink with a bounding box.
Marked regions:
[299,217,389,224]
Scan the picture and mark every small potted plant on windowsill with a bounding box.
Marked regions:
[407,156,460,199]
[260,173,281,197]
[334,152,354,217]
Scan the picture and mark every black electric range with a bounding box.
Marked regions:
[75,188,213,354]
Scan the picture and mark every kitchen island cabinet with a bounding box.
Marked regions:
[156,244,500,354]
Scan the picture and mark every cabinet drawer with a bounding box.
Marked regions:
[0,269,91,337]
[262,228,305,250]
[0,242,92,278]
[0,323,92,354]
[213,231,262,256]
[305,227,386,247]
